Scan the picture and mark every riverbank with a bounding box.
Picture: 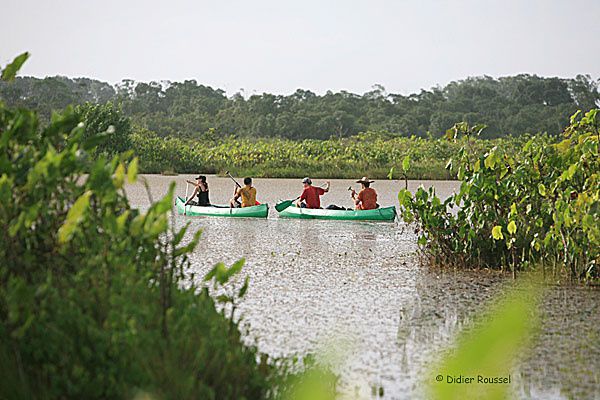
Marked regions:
[131,131,537,180]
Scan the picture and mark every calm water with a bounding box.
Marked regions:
[127,175,599,400]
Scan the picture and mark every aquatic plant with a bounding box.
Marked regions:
[130,129,531,180]
[398,113,599,282]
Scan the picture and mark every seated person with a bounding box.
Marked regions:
[296,177,329,209]
[351,177,378,210]
[230,177,257,207]
[185,175,210,206]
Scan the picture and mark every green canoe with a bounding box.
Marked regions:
[275,203,396,221]
[176,196,268,218]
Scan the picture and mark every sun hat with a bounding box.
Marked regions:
[356,177,375,184]
[302,177,312,184]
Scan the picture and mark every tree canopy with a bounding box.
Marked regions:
[1,74,598,140]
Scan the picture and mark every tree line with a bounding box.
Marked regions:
[1,73,598,140]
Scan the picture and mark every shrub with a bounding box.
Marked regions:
[398,112,599,282]
[0,54,281,399]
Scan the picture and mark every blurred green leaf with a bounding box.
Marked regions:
[491,225,503,240]
[427,279,542,400]
[58,190,92,244]
[1,52,29,81]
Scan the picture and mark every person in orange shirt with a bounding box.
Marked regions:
[351,177,378,210]
[230,177,257,207]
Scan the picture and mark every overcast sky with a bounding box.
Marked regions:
[2,0,599,95]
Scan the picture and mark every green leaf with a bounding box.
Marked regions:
[238,276,250,298]
[472,124,487,135]
[127,157,139,183]
[491,225,503,240]
[398,189,412,207]
[387,166,394,180]
[204,262,226,282]
[555,139,571,153]
[58,190,92,244]
[1,52,29,81]
[402,155,410,173]
[173,229,202,257]
[537,183,546,197]
[507,221,517,235]
[227,258,245,279]
[484,152,496,170]
[113,163,125,188]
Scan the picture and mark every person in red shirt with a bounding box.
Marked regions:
[351,177,378,210]
[296,177,330,209]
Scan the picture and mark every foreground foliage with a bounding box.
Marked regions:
[398,111,600,282]
[428,278,542,400]
[0,54,282,399]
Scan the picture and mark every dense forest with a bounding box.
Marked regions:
[1,74,598,140]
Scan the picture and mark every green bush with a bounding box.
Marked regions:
[398,113,599,282]
[74,101,132,158]
[0,54,282,399]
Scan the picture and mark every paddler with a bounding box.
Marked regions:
[230,177,257,208]
[351,177,378,210]
[185,175,211,206]
[296,177,330,209]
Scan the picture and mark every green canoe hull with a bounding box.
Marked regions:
[176,197,268,218]
[276,204,396,221]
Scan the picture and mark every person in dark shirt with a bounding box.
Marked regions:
[185,175,210,206]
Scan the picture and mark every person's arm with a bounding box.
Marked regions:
[296,189,306,207]
[186,180,196,185]
[354,190,362,206]
[230,187,242,204]
[185,186,199,206]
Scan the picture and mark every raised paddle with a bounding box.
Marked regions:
[183,181,190,215]
[225,171,242,188]
[275,183,328,212]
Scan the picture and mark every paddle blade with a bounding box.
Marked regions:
[275,199,294,212]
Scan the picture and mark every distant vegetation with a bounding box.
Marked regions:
[130,129,536,179]
[2,72,597,178]
[1,74,598,140]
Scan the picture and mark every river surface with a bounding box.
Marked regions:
[127,175,599,400]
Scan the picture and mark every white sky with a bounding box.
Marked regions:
[2,0,599,96]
